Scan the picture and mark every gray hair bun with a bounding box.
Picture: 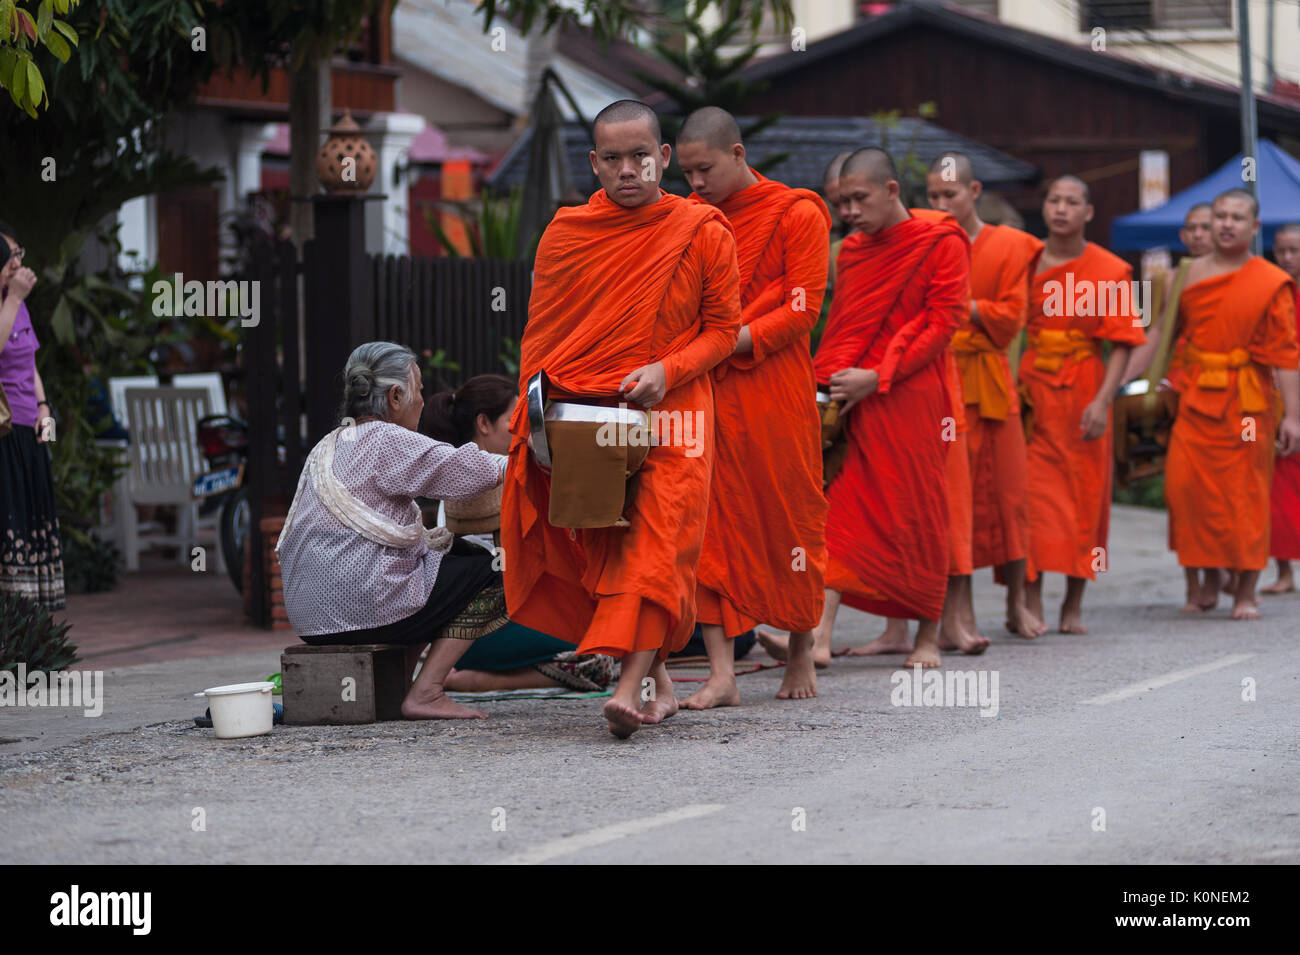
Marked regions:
[339,341,418,423]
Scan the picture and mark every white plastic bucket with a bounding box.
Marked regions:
[197,682,275,739]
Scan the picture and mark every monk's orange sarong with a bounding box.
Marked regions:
[813,211,970,620]
[501,189,741,658]
[692,171,830,636]
[1165,258,1298,570]
[1020,242,1146,580]
[958,225,1043,569]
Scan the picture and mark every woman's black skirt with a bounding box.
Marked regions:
[0,424,66,611]
[303,536,507,647]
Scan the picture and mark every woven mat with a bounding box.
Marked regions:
[448,687,612,702]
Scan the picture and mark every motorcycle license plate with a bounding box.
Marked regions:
[192,464,244,500]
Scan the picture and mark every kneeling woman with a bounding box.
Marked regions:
[277,342,507,719]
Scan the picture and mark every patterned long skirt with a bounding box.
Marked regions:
[0,424,66,611]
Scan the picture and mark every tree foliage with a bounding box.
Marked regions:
[635,0,790,187]
[476,0,792,43]
[0,0,80,117]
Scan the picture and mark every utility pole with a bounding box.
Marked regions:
[1236,0,1261,255]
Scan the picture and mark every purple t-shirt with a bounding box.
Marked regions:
[0,300,40,428]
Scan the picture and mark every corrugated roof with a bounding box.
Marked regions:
[487,115,1037,195]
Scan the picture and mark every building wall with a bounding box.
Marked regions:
[736,24,1233,246]
[995,0,1299,94]
[734,1,1299,94]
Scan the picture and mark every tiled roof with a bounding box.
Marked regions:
[487,115,1037,195]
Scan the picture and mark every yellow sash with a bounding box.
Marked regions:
[951,328,1011,420]
[1183,343,1269,413]
[1029,329,1102,373]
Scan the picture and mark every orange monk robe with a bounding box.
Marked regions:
[814,214,970,620]
[500,190,741,658]
[1021,243,1145,581]
[692,172,831,636]
[1272,451,1300,561]
[913,210,976,577]
[1165,261,1299,570]
[958,225,1044,569]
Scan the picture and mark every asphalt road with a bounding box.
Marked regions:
[2,505,1297,864]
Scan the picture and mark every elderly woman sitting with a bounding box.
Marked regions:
[276,341,507,720]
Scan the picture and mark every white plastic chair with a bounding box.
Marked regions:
[120,386,224,573]
[172,372,228,417]
[107,375,159,434]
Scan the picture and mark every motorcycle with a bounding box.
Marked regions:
[193,414,251,593]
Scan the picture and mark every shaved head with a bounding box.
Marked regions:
[823,150,852,186]
[1045,174,1091,204]
[1213,187,1259,219]
[1275,222,1300,279]
[842,147,898,186]
[590,99,669,208]
[1180,201,1214,256]
[677,106,742,153]
[593,99,661,146]
[929,151,975,185]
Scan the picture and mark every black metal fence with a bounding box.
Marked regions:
[370,255,531,385]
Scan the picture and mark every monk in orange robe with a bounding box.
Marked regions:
[1263,222,1300,595]
[1161,192,1300,618]
[1021,175,1145,633]
[500,100,741,738]
[927,152,1047,642]
[823,151,852,290]
[672,107,829,708]
[865,206,986,657]
[796,147,968,669]
[1126,202,1222,610]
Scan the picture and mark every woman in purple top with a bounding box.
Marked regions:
[0,221,65,611]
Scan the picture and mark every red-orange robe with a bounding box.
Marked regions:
[958,224,1044,569]
[913,211,974,578]
[692,172,830,636]
[501,189,741,658]
[1165,259,1299,570]
[814,213,969,620]
[1271,452,1300,561]
[1021,243,1145,580]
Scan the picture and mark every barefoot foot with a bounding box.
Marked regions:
[938,623,990,655]
[756,628,790,663]
[776,632,818,700]
[846,623,912,656]
[603,699,645,738]
[1058,607,1088,634]
[904,645,941,668]
[1260,578,1295,595]
[640,693,680,723]
[1230,599,1261,620]
[679,678,740,711]
[401,692,488,720]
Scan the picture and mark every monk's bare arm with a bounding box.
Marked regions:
[1278,370,1300,456]
[1255,286,1300,453]
[734,201,830,361]
[660,219,742,389]
[874,234,967,393]
[1078,345,1131,440]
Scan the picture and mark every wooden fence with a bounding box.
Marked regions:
[370,255,532,386]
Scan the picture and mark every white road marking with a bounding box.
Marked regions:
[497,803,726,865]
[1079,653,1255,705]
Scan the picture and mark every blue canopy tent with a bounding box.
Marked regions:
[1110,140,1300,253]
